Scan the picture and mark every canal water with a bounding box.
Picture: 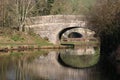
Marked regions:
[0,45,120,80]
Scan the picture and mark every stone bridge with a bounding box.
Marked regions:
[25,15,95,44]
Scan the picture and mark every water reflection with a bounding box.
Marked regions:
[61,46,98,55]
[23,51,102,80]
[0,48,119,80]
[59,46,100,68]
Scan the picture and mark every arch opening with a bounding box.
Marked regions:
[58,27,80,40]
[57,26,96,44]
[68,32,83,38]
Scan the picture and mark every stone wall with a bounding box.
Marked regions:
[25,15,85,25]
[25,15,94,44]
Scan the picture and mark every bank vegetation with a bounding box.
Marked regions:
[86,0,120,54]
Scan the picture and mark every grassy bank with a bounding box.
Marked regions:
[0,28,74,52]
[0,27,53,46]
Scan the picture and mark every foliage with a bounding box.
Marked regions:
[87,0,120,36]
[86,0,120,53]
[51,0,81,14]
[51,0,96,15]
[30,0,51,16]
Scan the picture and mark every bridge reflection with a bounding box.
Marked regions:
[58,46,100,68]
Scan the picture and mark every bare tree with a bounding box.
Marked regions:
[0,0,54,30]
[0,0,9,27]
[7,0,40,31]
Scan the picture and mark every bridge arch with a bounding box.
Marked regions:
[55,26,95,44]
[25,15,96,44]
[58,26,80,40]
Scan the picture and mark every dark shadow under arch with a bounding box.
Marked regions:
[58,27,81,40]
[68,32,83,38]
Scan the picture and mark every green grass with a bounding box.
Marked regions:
[0,27,53,46]
[11,35,25,41]
[33,35,53,46]
[77,0,97,14]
